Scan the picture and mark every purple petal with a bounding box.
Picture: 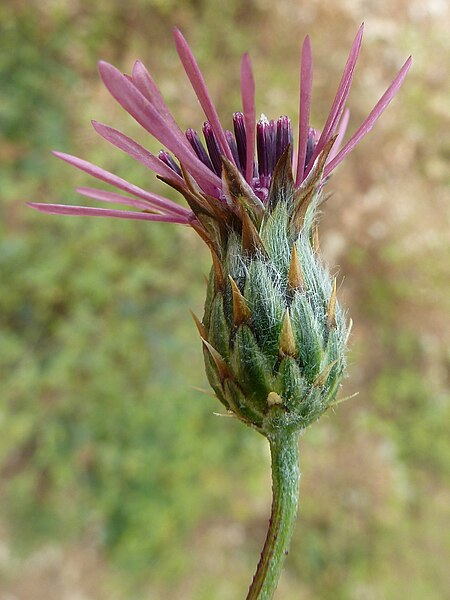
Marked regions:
[173,28,234,164]
[27,203,190,223]
[98,61,221,195]
[76,186,192,218]
[241,53,256,183]
[324,56,412,177]
[304,23,364,178]
[325,108,350,165]
[131,60,192,149]
[131,60,171,118]
[92,120,187,189]
[77,187,162,211]
[295,35,313,186]
[53,151,190,217]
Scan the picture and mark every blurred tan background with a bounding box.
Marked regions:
[1,1,449,598]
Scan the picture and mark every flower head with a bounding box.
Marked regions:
[30,26,411,435]
[30,25,410,231]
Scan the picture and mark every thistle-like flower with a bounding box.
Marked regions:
[30,25,411,599]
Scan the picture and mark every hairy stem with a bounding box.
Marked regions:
[246,429,300,600]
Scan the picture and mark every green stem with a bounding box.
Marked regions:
[246,430,300,600]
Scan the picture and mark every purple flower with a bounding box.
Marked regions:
[29,25,411,229]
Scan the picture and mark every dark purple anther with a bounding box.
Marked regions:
[269,119,277,173]
[275,116,293,165]
[257,115,277,187]
[225,131,242,173]
[233,112,247,174]
[304,127,317,171]
[202,121,223,176]
[186,128,215,173]
[158,150,182,177]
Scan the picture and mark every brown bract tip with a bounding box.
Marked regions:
[229,276,251,326]
[327,278,337,329]
[241,210,267,257]
[312,224,320,254]
[201,338,230,381]
[313,359,338,387]
[291,136,337,233]
[190,310,206,338]
[279,310,297,357]
[221,156,264,225]
[288,244,304,291]
[210,248,226,291]
[267,144,295,210]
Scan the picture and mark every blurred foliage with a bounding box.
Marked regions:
[1,0,450,599]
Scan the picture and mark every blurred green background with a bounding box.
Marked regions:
[1,1,449,598]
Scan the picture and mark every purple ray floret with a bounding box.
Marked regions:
[296,35,313,185]
[52,151,190,217]
[30,27,410,227]
[173,28,234,165]
[76,186,158,211]
[98,60,221,195]
[241,53,256,184]
[131,60,174,124]
[92,120,187,188]
[303,23,364,180]
[28,203,190,223]
[326,109,350,167]
[324,56,412,177]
